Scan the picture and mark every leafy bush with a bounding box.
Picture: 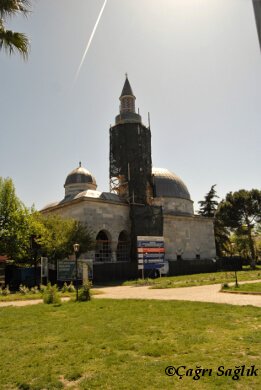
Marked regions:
[1,285,10,296]
[221,283,230,289]
[39,284,47,293]
[43,283,61,305]
[19,284,30,295]
[67,282,75,293]
[78,282,92,302]
[61,282,68,293]
[30,286,39,294]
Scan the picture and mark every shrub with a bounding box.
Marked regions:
[39,284,47,293]
[78,282,92,302]
[221,283,230,289]
[19,284,29,295]
[1,285,10,296]
[43,283,61,305]
[30,286,39,294]
[61,282,68,293]
[67,282,76,293]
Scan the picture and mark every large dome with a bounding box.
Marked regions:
[152,168,191,200]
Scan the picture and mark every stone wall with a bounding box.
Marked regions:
[42,197,131,262]
[164,214,216,260]
[152,196,194,215]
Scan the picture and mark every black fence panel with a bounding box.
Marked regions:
[93,261,138,284]
[5,265,41,290]
[168,259,218,276]
[216,257,243,271]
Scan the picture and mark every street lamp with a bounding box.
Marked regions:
[73,243,80,301]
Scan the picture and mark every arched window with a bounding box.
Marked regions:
[117,231,131,262]
[95,230,112,262]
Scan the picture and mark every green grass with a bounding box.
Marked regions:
[123,267,261,289]
[0,300,260,389]
[0,290,102,302]
[222,282,261,294]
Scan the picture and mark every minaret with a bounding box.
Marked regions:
[110,75,152,203]
[109,75,163,261]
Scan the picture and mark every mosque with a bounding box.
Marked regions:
[42,76,216,281]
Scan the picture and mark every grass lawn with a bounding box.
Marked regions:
[0,300,260,389]
[123,267,261,289]
[222,282,261,294]
[0,290,102,302]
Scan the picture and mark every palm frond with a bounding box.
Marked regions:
[0,27,29,59]
[0,1,30,20]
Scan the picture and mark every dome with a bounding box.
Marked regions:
[64,163,97,197]
[152,168,191,200]
[64,165,96,187]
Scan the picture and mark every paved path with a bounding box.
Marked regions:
[0,297,70,308]
[0,281,260,308]
[94,281,261,308]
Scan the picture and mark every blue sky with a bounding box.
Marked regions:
[1,0,260,211]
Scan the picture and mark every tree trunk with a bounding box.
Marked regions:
[247,224,256,269]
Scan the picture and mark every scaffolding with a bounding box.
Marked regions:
[110,122,153,205]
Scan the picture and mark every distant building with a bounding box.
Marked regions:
[42,77,216,281]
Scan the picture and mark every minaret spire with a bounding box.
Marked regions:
[115,75,142,124]
[120,74,136,114]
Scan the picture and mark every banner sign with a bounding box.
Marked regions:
[137,247,165,253]
[137,236,165,271]
[57,259,80,281]
[57,259,93,281]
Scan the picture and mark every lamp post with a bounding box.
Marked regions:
[73,243,80,301]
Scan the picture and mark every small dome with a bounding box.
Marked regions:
[64,163,97,197]
[64,165,96,187]
[152,168,191,200]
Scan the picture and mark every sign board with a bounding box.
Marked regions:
[57,259,82,281]
[137,236,165,271]
[41,257,48,278]
[57,259,93,281]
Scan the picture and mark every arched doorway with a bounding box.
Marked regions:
[117,231,131,262]
[95,230,112,262]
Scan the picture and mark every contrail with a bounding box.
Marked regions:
[73,0,108,84]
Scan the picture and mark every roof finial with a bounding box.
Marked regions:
[125,72,128,79]
[79,161,81,167]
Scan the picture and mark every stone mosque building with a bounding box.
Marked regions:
[42,76,216,280]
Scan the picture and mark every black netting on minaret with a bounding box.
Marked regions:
[110,121,163,262]
[110,122,153,205]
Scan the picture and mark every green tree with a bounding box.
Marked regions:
[198,184,219,217]
[218,189,261,267]
[198,185,230,257]
[0,177,31,260]
[0,0,30,59]
[0,177,95,266]
[254,223,261,260]
[32,213,95,261]
[213,213,230,257]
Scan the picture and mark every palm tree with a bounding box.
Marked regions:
[0,0,30,59]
